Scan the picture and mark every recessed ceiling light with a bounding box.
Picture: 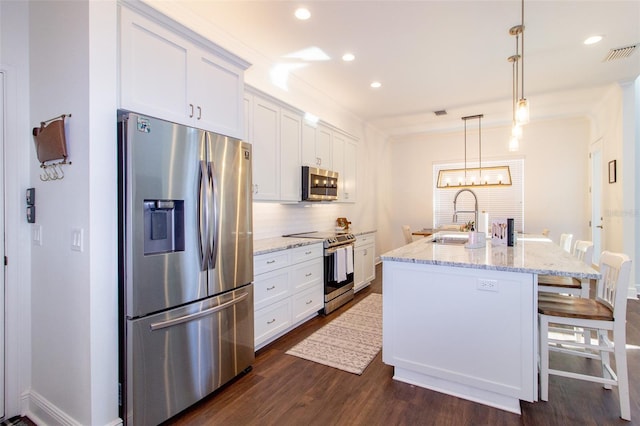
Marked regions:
[584,35,603,45]
[342,53,355,62]
[370,81,382,89]
[295,8,311,20]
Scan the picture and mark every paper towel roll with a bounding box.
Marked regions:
[478,212,489,234]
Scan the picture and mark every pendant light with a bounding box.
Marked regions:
[436,114,512,188]
[508,53,520,151]
[514,0,529,125]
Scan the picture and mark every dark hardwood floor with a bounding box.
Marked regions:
[166,264,640,425]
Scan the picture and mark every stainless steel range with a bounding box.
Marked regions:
[284,231,356,314]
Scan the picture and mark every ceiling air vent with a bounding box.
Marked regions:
[603,44,637,62]
[434,110,447,116]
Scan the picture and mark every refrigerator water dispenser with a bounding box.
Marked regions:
[143,200,185,255]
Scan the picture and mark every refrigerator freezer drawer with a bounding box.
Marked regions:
[125,285,254,426]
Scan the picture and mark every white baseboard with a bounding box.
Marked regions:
[25,390,80,426]
[24,390,122,426]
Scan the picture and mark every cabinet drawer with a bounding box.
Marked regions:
[292,286,323,323]
[290,244,322,263]
[254,251,289,275]
[254,270,290,310]
[255,298,291,347]
[355,233,376,248]
[291,259,323,293]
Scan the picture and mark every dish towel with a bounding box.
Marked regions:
[334,247,347,283]
[345,245,354,275]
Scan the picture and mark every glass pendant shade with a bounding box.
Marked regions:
[516,98,530,124]
[511,123,522,138]
[508,135,520,152]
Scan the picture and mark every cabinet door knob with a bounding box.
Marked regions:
[189,104,194,118]
[197,106,202,120]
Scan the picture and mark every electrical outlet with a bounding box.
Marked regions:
[477,278,498,292]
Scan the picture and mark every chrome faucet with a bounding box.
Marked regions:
[452,189,478,228]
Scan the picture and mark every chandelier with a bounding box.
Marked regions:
[436,114,512,188]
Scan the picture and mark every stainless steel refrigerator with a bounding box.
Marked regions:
[117,111,254,426]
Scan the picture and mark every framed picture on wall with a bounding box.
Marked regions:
[608,160,617,184]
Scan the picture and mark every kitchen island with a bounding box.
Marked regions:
[380,234,600,414]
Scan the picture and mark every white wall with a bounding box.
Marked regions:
[1,0,33,419]
[27,1,119,425]
[387,116,591,250]
[591,82,639,296]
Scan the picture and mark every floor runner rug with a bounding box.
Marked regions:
[286,293,382,375]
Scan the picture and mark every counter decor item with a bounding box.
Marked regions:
[465,231,486,249]
[336,217,351,231]
[491,218,508,246]
[507,218,516,246]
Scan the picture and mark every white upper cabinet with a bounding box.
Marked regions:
[280,109,302,202]
[250,95,280,200]
[302,122,332,170]
[343,137,357,202]
[301,122,317,167]
[331,132,357,203]
[246,91,302,202]
[332,132,346,199]
[315,124,333,170]
[119,5,249,138]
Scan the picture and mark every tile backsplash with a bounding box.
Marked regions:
[252,202,342,239]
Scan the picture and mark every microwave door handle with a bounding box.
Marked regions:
[208,158,219,269]
[198,160,209,270]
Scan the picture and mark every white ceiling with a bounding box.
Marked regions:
[173,1,639,136]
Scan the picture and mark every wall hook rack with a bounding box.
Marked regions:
[32,113,72,181]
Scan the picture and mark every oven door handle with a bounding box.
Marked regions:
[324,243,354,255]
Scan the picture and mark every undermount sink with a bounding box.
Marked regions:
[432,232,469,245]
[433,237,468,245]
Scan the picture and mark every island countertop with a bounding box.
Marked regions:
[381,233,600,279]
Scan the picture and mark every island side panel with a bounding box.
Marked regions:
[382,261,536,409]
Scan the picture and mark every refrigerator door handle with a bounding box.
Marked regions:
[209,158,220,269]
[198,160,210,270]
[149,291,250,331]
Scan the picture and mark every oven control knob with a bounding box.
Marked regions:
[328,237,337,244]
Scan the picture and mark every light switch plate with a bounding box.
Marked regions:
[32,225,42,246]
[26,187,35,205]
[71,227,84,252]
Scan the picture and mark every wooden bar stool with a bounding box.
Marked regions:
[538,240,593,298]
[538,251,632,421]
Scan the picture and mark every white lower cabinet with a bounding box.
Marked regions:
[253,244,323,349]
[254,298,291,346]
[354,232,376,292]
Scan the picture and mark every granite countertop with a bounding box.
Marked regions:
[346,229,377,236]
[253,237,322,256]
[253,229,376,256]
[381,233,600,279]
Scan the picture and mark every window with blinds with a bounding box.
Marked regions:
[433,159,524,232]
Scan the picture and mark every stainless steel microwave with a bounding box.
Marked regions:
[302,166,338,201]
